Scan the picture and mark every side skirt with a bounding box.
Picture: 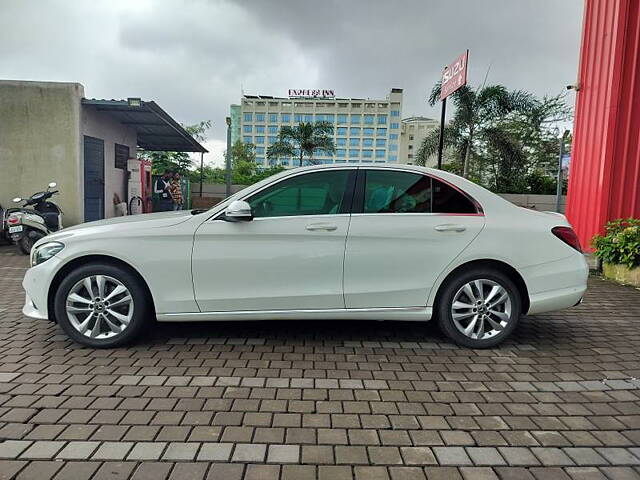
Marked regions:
[156,306,432,322]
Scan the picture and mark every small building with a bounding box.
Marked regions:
[0,80,207,226]
[399,116,439,166]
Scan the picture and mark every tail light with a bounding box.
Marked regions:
[7,214,20,225]
[552,226,582,252]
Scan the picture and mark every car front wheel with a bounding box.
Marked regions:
[437,269,521,348]
[54,263,151,348]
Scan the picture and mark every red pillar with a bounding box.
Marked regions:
[566,0,640,250]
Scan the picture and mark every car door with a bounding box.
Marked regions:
[343,168,485,309]
[192,168,356,312]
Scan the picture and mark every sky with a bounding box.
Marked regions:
[0,0,584,167]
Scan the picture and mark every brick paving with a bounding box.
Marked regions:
[0,245,639,479]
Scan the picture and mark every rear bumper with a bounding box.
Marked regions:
[521,253,589,315]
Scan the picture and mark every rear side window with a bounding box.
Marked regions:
[248,170,352,218]
[363,170,477,214]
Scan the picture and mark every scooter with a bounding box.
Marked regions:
[7,182,63,255]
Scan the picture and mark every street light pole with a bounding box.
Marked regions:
[225,116,232,198]
[555,129,570,213]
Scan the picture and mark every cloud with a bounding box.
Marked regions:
[0,0,583,168]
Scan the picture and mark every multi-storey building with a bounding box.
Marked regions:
[231,88,403,167]
[399,116,440,166]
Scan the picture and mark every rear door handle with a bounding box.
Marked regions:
[306,223,338,232]
[434,224,466,232]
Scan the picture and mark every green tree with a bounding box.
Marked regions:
[416,84,535,178]
[267,122,335,166]
[144,120,211,175]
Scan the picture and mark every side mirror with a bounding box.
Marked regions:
[12,197,22,203]
[48,182,57,189]
[224,200,253,221]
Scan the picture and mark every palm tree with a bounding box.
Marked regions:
[416,83,535,178]
[267,122,335,167]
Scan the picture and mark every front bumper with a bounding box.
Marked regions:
[21,256,63,321]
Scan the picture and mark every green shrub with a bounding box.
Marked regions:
[592,218,640,269]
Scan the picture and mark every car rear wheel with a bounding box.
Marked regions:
[437,269,521,348]
[54,263,151,348]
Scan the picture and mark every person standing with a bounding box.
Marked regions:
[154,171,173,212]
[170,172,183,211]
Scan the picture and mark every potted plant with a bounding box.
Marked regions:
[592,218,640,287]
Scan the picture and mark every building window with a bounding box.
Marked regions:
[115,144,129,170]
[255,136,265,144]
[349,149,359,158]
[337,114,347,124]
[408,145,413,150]
[338,103,348,108]
[391,123,400,129]
[243,136,252,143]
[337,148,346,157]
[256,147,265,155]
[376,138,386,147]
[350,127,361,135]
[363,128,374,136]
[351,114,361,124]
[336,138,347,146]
[256,113,265,122]
[349,138,360,146]
[390,133,399,140]
[377,128,387,136]
[304,114,313,122]
[389,144,398,151]
[366,103,376,109]
[243,125,253,133]
[337,127,347,136]
[295,113,303,122]
[255,157,264,165]
[281,113,291,123]
[268,136,277,144]
[363,138,373,147]
[325,114,335,123]
[362,149,373,158]
[409,135,414,140]
[375,149,385,158]
[255,125,265,134]
[268,125,279,134]
[352,103,362,108]
[391,110,400,117]
[243,113,253,122]
[389,155,397,162]
[364,115,375,124]
[408,154,414,159]
[269,113,278,122]
[377,115,388,124]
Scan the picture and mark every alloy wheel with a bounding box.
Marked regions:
[450,278,512,340]
[65,275,134,339]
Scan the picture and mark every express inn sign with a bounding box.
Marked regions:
[288,89,335,98]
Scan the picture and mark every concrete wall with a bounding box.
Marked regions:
[81,105,137,219]
[0,80,84,225]
[499,193,566,213]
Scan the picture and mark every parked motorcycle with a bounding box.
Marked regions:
[8,182,63,255]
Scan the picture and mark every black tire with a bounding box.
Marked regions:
[18,235,35,255]
[437,268,521,349]
[54,262,152,348]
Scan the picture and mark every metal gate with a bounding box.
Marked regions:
[83,136,105,222]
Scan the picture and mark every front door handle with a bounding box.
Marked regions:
[434,224,466,232]
[306,223,338,232]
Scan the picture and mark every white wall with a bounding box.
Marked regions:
[81,106,137,219]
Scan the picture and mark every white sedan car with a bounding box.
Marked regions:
[22,164,588,349]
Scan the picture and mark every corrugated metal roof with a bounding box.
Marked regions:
[82,99,208,153]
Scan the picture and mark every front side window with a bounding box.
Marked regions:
[362,170,477,214]
[248,170,352,218]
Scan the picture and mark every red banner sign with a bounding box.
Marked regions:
[440,51,468,100]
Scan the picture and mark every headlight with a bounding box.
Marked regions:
[31,242,64,267]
